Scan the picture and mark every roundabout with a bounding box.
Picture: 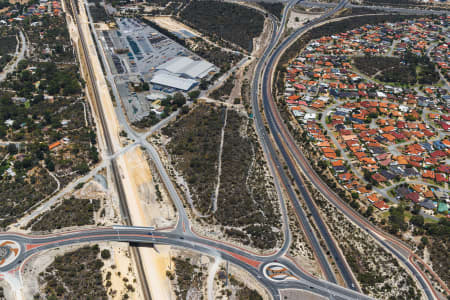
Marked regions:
[263,262,299,281]
[0,240,21,268]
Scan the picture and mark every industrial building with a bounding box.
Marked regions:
[150,70,198,91]
[156,56,215,79]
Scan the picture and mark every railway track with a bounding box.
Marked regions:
[69,1,152,298]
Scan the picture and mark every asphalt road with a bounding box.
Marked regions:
[0,228,373,300]
[1,2,372,300]
[252,0,360,290]
[256,1,441,300]
[4,1,442,300]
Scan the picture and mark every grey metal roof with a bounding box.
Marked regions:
[150,70,196,91]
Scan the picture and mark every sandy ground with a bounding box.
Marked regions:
[229,264,271,300]
[121,147,175,228]
[74,179,106,200]
[20,242,141,299]
[117,147,175,300]
[280,289,327,300]
[149,16,198,37]
[102,242,143,300]
[0,278,14,300]
[287,11,321,29]
[77,0,121,154]
[76,0,175,298]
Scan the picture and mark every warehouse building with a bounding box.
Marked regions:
[150,70,197,91]
[157,56,215,79]
[149,56,216,91]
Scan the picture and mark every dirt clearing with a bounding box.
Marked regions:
[147,16,198,38]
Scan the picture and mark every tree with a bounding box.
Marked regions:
[420,236,428,246]
[173,92,186,107]
[161,98,171,107]
[75,163,89,174]
[181,105,190,114]
[142,82,150,91]
[188,90,200,100]
[0,126,6,139]
[33,93,44,103]
[101,249,111,259]
[199,79,208,90]
[364,205,374,217]
[17,59,28,72]
[410,215,424,227]
[388,205,408,234]
[7,143,17,155]
[412,204,421,215]
[45,158,55,172]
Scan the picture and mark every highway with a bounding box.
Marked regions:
[3,1,443,299]
[255,1,444,300]
[0,228,373,300]
[1,1,373,299]
[52,1,368,299]
[251,0,359,290]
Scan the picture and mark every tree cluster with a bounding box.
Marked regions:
[180,1,264,52]
[30,197,100,231]
[38,245,108,299]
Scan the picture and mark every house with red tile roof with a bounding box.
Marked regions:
[374,200,389,210]
[372,173,387,183]
[436,173,447,183]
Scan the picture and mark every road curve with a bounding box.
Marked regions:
[258,3,443,300]
[252,0,359,290]
[0,228,373,300]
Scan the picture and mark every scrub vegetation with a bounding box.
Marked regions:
[37,245,108,299]
[162,104,280,249]
[179,1,265,52]
[0,14,98,228]
[353,52,439,85]
[0,27,17,72]
[162,104,224,214]
[29,197,100,231]
[257,1,284,19]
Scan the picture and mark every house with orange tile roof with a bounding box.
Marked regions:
[331,160,344,167]
[367,193,379,203]
[372,173,387,183]
[49,141,61,150]
[373,200,389,211]
[422,170,435,179]
[317,141,330,147]
[311,100,325,110]
[338,173,352,182]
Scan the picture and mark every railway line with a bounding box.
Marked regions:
[68,0,152,298]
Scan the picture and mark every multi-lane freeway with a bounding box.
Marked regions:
[255,1,445,300]
[2,0,446,299]
[251,0,360,291]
